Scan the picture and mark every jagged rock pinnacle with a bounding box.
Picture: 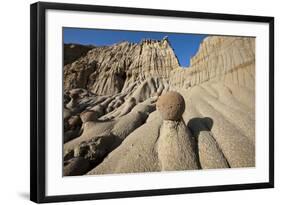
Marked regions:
[64,38,179,95]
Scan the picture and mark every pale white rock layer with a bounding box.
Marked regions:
[170,36,255,91]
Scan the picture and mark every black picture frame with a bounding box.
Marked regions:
[30,1,274,203]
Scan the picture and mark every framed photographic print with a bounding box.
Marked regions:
[30,1,274,203]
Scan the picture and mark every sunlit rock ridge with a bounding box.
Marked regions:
[64,37,180,95]
[63,36,255,176]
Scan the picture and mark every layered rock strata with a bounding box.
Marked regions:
[170,36,255,90]
[63,35,255,176]
[64,38,180,95]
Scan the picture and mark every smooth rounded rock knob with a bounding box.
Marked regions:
[156,91,185,121]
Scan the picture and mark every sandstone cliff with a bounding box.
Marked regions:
[64,37,180,95]
[63,35,255,176]
[171,36,255,89]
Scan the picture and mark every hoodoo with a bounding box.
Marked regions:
[156,91,199,171]
[63,36,255,175]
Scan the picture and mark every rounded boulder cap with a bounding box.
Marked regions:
[156,91,185,121]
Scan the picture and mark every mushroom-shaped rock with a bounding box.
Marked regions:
[156,91,199,171]
[80,110,98,123]
[156,91,185,121]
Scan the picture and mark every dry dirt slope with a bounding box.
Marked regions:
[63,36,255,176]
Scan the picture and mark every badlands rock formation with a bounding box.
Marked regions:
[156,91,199,171]
[64,38,179,94]
[63,36,255,176]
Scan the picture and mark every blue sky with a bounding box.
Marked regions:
[63,28,207,67]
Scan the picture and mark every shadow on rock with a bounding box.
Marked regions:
[187,117,213,139]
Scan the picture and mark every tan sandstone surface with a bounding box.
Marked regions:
[63,36,255,176]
